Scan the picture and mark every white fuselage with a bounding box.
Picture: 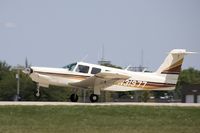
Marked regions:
[29,62,177,92]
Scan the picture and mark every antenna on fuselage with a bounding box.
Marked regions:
[98,44,111,65]
[141,49,143,67]
[102,44,105,61]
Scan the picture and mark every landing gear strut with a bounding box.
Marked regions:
[34,84,41,98]
[70,94,78,102]
[90,94,99,103]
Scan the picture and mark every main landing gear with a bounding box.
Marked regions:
[70,94,79,102]
[90,94,99,103]
[69,93,99,103]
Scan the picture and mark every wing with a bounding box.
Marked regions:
[69,72,130,90]
[30,73,50,87]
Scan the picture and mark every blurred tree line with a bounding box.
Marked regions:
[0,61,71,101]
[0,60,200,101]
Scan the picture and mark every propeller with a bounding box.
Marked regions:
[22,67,33,75]
[22,57,33,75]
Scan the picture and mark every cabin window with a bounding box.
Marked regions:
[91,67,101,74]
[76,65,89,73]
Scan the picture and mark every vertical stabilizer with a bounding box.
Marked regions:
[156,49,191,75]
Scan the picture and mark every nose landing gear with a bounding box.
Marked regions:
[34,84,41,98]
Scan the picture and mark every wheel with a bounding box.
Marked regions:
[34,90,41,99]
[90,94,99,103]
[70,94,78,102]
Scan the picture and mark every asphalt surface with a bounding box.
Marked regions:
[0,102,200,107]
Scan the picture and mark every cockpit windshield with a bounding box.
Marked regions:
[63,62,77,71]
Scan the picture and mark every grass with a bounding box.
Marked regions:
[0,106,199,133]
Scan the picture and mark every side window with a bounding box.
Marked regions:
[76,65,89,73]
[91,67,101,74]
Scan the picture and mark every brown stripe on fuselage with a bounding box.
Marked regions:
[117,81,175,89]
[144,83,175,89]
[34,71,90,80]
[146,82,175,87]
[142,85,175,89]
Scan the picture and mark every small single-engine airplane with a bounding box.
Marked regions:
[23,49,194,102]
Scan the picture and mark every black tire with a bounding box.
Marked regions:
[90,94,99,103]
[70,94,78,102]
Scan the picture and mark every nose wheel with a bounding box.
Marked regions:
[34,83,41,98]
[70,94,79,102]
[34,90,40,97]
[90,94,99,103]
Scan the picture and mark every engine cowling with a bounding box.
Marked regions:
[23,67,33,75]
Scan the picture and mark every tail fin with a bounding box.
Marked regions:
[156,49,194,75]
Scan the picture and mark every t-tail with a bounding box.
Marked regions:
[155,49,195,89]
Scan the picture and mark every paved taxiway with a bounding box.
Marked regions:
[0,102,200,107]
